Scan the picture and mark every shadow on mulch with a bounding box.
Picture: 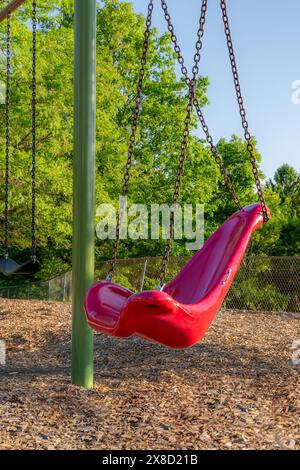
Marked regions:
[1,301,299,450]
[1,333,292,381]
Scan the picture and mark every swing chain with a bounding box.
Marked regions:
[159,0,207,287]
[31,0,37,260]
[161,0,242,211]
[106,0,154,280]
[194,103,242,210]
[158,87,195,288]
[220,0,269,222]
[4,13,11,260]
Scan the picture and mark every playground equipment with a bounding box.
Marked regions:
[0,0,270,387]
[0,0,39,276]
[84,0,269,348]
[0,0,94,388]
[85,204,268,348]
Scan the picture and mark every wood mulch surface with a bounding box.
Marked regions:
[0,299,299,450]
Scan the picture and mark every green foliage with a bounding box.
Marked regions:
[0,0,74,284]
[0,0,298,289]
[226,279,289,312]
[259,164,300,256]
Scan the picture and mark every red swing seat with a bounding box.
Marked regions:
[84,204,269,348]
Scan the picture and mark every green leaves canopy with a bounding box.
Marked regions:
[0,0,297,286]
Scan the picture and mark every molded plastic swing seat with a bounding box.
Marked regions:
[85,204,269,349]
[0,258,40,277]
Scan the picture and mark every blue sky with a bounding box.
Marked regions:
[129,0,300,179]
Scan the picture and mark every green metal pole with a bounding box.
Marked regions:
[71,0,96,389]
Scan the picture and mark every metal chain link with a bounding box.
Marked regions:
[159,0,208,287]
[160,0,242,211]
[4,13,11,260]
[106,0,154,280]
[158,89,195,288]
[31,0,37,260]
[220,0,269,222]
[194,103,242,209]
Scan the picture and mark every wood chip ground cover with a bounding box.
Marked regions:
[0,299,299,450]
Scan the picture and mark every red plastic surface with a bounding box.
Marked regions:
[84,204,269,348]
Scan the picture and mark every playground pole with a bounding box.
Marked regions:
[72,0,96,388]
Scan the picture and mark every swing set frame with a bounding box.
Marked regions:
[0,0,96,389]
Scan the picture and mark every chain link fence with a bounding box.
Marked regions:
[0,256,299,313]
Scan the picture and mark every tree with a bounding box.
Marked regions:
[209,135,264,231]
[262,164,300,256]
[0,0,277,286]
[0,0,212,282]
[0,0,74,283]
[268,164,300,217]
